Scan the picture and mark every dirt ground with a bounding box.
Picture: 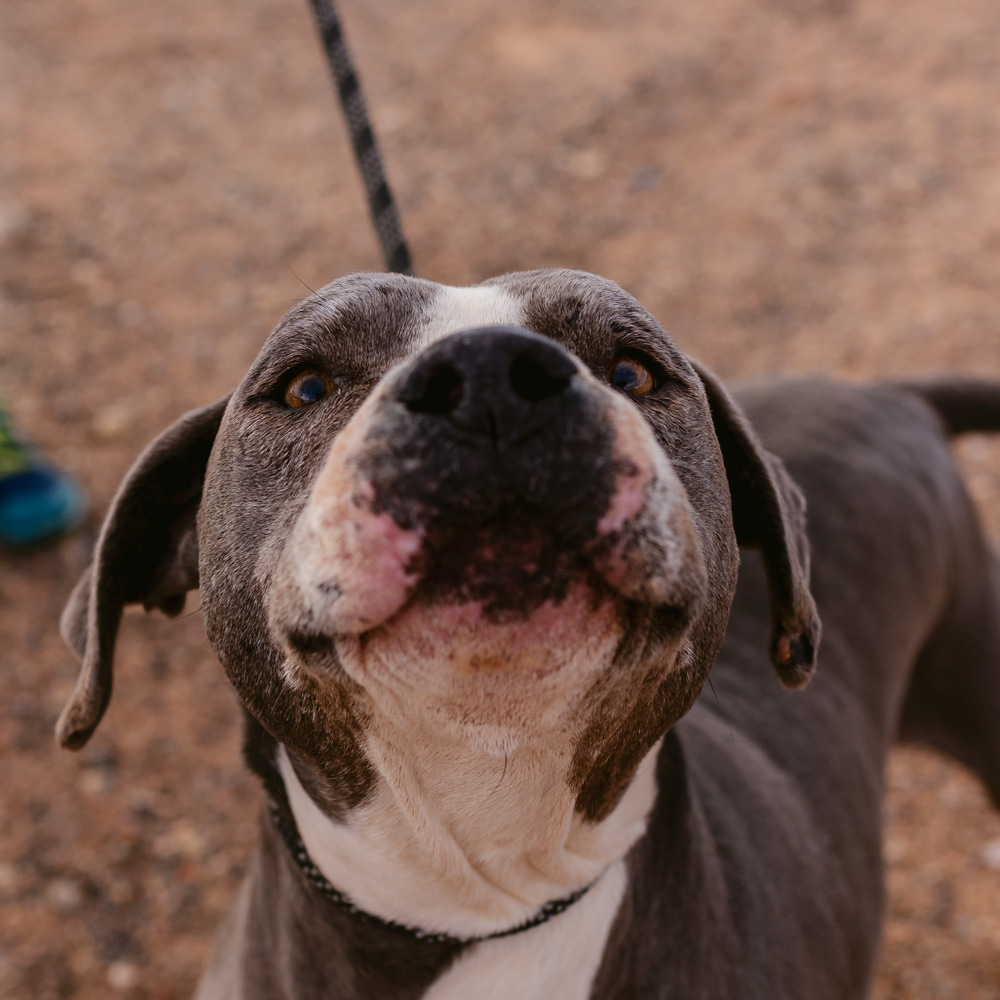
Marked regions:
[1,0,999,996]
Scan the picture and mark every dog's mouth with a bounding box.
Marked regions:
[378,446,654,619]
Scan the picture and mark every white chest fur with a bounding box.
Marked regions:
[422,860,627,1000]
[277,735,657,938]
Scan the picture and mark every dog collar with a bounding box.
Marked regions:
[268,799,596,946]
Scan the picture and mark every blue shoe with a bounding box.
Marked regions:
[0,410,86,547]
[0,466,86,547]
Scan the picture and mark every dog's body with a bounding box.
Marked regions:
[57,271,1000,999]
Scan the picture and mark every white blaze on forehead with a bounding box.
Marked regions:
[417,283,527,348]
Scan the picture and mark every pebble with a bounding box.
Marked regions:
[152,820,207,861]
[45,878,83,911]
[979,838,1000,871]
[0,864,18,893]
[91,401,136,441]
[107,961,138,991]
[884,837,909,864]
[78,768,112,796]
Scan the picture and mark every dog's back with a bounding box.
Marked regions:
[592,378,1000,998]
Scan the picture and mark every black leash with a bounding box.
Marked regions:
[306,0,414,276]
[269,798,596,946]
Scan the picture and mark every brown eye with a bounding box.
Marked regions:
[284,369,334,409]
[607,357,655,396]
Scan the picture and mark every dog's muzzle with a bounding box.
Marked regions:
[366,327,619,609]
[270,326,706,644]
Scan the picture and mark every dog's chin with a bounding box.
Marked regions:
[329,580,627,747]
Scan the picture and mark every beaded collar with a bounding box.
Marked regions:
[268,799,596,946]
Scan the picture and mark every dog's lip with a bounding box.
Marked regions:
[289,472,682,643]
[331,581,624,687]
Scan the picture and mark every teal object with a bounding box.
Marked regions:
[0,404,85,547]
[0,466,86,547]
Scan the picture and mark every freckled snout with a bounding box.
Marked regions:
[270,327,707,655]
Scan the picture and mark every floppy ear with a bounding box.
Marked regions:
[56,396,231,750]
[691,362,820,688]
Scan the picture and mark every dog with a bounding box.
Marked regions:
[56,269,1000,999]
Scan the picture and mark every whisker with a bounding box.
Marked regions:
[493,753,509,793]
[707,676,735,743]
[286,265,318,295]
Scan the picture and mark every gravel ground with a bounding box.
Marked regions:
[1,0,999,997]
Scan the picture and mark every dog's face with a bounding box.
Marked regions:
[57,269,818,823]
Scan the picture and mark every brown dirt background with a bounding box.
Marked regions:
[2,0,1000,996]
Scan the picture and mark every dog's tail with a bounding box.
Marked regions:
[895,378,1000,437]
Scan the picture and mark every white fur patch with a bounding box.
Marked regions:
[417,284,527,347]
[278,735,659,939]
[423,860,628,1000]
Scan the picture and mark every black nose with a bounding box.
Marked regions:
[398,327,578,442]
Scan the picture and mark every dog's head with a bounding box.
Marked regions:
[57,269,818,822]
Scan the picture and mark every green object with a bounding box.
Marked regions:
[0,403,85,546]
[0,405,32,476]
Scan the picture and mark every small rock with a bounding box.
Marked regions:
[564,148,608,180]
[979,837,1000,870]
[153,820,207,861]
[91,401,135,441]
[45,877,83,911]
[78,768,112,796]
[207,851,234,878]
[0,863,19,894]
[884,837,909,864]
[107,961,138,991]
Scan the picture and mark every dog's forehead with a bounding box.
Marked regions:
[246,269,690,386]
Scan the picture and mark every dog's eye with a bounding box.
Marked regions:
[607,357,655,396]
[284,369,335,409]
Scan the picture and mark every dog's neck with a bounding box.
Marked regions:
[277,724,660,939]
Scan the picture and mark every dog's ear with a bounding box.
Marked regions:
[56,396,230,750]
[691,362,820,688]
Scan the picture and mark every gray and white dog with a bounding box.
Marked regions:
[57,270,1000,999]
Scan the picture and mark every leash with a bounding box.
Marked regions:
[269,798,596,946]
[306,0,415,275]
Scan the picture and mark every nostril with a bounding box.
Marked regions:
[509,352,572,402]
[404,363,465,414]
